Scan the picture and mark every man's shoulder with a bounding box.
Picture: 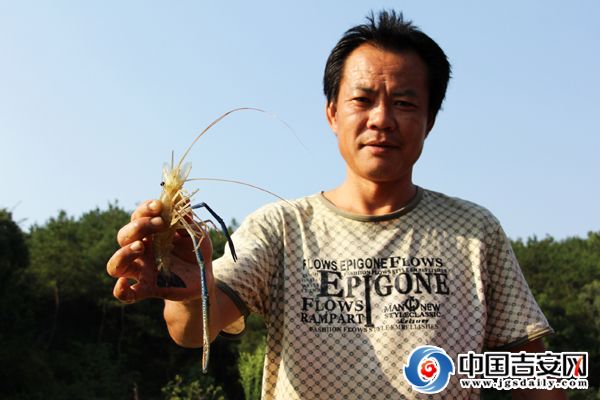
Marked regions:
[420,188,502,229]
[243,193,321,222]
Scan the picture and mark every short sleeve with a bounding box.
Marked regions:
[212,204,283,337]
[484,223,553,349]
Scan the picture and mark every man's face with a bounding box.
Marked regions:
[326,44,434,185]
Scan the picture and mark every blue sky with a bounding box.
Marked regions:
[1,1,598,240]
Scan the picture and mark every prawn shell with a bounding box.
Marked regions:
[153,181,181,274]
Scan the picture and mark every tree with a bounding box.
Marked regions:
[0,209,52,399]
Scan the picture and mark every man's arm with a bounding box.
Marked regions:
[509,339,567,400]
[164,288,243,347]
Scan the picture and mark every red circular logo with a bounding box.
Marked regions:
[420,360,438,379]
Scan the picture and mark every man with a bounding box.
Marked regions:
[108,11,566,399]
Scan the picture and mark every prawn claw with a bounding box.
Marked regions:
[191,202,238,262]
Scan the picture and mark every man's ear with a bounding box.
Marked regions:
[326,101,338,135]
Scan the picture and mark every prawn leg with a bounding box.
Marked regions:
[188,231,211,374]
[191,202,238,262]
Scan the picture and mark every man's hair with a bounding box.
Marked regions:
[323,10,451,119]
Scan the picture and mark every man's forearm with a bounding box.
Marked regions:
[163,287,243,347]
[164,298,205,347]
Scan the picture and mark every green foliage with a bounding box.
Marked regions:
[161,372,225,400]
[210,229,228,260]
[45,342,128,400]
[239,336,266,400]
[238,315,267,355]
[27,204,129,301]
[0,210,47,400]
[513,233,600,390]
[28,210,80,298]
[0,209,31,330]
[0,209,29,276]
[482,233,600,399]
[567,386,600,400]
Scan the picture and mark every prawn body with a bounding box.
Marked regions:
[153,157,215,372]
[150,107,295,374]
[151,110,251,374]
[153,161,195,287]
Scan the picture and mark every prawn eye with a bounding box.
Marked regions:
[160,181,165,187]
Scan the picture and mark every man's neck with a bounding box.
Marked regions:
[323,175,417,216]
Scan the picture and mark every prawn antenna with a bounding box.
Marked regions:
[176,108,262,171]
[176,107,311,171]
[186,177,293,206]
[255,109,311,154]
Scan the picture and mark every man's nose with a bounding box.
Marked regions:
[367,100,395,131]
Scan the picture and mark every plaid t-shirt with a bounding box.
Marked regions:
[213,187,552,399]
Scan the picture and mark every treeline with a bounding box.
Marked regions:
[0,206,597,399]
[0,205,263,400]
[484,234,600,400]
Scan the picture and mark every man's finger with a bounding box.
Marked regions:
[131,200,162,222]
[113,277,138,303]
[107,240,145,278]
[114,275,162,303]
[117,216,164,246]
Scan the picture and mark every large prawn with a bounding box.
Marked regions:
[152,107,288,374]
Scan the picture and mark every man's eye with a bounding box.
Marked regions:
[394,100,416,108]
[353,97,370,103]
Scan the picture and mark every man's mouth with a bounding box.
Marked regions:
[362,140,398,150]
